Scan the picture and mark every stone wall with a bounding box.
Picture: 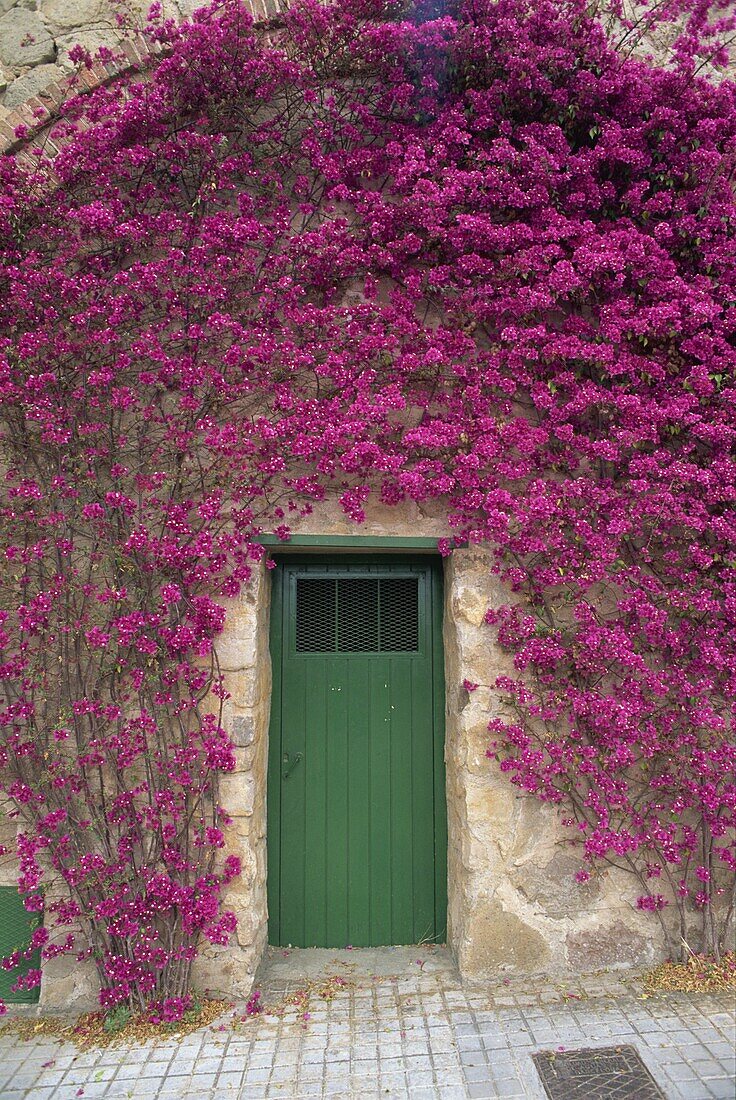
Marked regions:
[193,561,273,998]
[442,545,658,983]
[0,0,692,1009]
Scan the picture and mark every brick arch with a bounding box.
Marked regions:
[0,0,290,160]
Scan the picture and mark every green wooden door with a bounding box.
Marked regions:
[267,556,446,947]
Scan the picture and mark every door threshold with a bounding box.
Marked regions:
[258,944,454,985]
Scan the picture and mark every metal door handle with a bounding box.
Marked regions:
[282,752,303,780]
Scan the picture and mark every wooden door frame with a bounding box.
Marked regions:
[266,543,447,947]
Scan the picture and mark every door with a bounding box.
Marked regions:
[267,555,446,947]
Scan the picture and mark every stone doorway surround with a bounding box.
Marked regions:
[188,499,658,1004]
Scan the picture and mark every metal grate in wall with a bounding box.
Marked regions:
[0,888,42,1004]
[295,576,419,653]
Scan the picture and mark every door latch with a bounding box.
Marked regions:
[282,751,303,780]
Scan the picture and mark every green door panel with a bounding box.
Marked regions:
[267,556,446,948]
[0,887,42,1003]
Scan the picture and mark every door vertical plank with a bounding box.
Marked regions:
[369,657,392,945]
[347,659,370,945]
[431,562,448,942]
[325,655,349,946]
[279,573,308,945]
[389,658,413,943]
[303,654,328,947]
[266,566,283,946]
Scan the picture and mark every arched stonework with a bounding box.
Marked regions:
[0,0,290,150]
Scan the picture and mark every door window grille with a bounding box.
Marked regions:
[295,576,419,653]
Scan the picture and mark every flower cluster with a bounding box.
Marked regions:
[0,0,734,1013]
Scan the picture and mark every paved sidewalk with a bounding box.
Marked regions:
[0,946,734,1099]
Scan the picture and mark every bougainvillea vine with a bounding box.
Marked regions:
[0,0,734,1014]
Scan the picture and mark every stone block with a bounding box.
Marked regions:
[214,631,257,672]
[464,783,517,860]
[192,942,259,998]
[232,714,256,747]
[453,584,490,628]
[0,9,55,67]
[40,950,98,1010]
[224,666,270,710]
[219,772,256,817]
[513,851,601,916]
[224,825,257,872]
[459,897,551,977]
[3,62,59,106]
[41,0,113,34]
[566,920,652,971]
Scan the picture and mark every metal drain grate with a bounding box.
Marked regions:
[532,1045,666,1100]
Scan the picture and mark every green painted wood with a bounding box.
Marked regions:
[0,887,42,1003]
[430,564,448,939]
[267,555,446,947]
[257,534,442,550]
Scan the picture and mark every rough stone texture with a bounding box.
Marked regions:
[512,850,602,916]
[3,59,56,104]
[439,542,659,985]
[0,7,54,68]
[459,897,552,973]
[567,920,655,972]
[54,28,120,70]
[42,0,124,34]
[36,879,99,1009]
[38,944,99,1010]
[0,0,284,112]
[192,559,273,998]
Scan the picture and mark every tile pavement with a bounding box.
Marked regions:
[0,947,733,1099]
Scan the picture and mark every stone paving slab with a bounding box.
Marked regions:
[0,946,733,1099]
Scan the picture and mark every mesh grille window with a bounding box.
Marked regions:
[295,576,419,653]
[337,578,379,651]
[379,577,419,651]
[295,578,336,652]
